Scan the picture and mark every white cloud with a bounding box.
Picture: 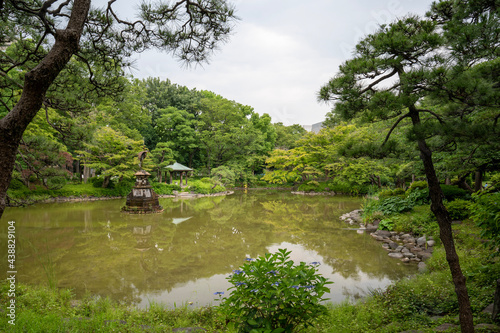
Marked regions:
[129,0,435,126]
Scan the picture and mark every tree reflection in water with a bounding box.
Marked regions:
[0,191,416,307]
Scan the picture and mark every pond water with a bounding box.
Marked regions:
[0,191,416,308]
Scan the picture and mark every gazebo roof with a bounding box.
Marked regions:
[165,162,193,171]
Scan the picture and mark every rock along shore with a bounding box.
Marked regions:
[340,209,433,271]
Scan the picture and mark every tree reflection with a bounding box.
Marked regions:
[0,191,416,305]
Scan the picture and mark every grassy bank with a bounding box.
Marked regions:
[6,178,227,207]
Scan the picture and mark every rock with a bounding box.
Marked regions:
[172,328,207,333]
[483,303,494,315]
[401,247,410,253]
[389,242,399,250]
[388,253,404,259]
[427,240,436,247]
[403,252,416,259]
[395,246,404,252]
[434,323,458,331]
[410,247,423,254]
[416,236,427,247]
[375,230,392,237]
[418,262,427,272]
[401,257,410,263]
[366,224,378,232]
[401,233,412,239]
[356,229,365,234]
[399,331,425,333]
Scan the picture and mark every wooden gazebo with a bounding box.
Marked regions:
[165,162,193,187]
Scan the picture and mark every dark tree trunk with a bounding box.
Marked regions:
[493,279,500,322]
[409,105,474,333]
[474,169,483,192]
[454,173,473,193]
[102,176,111,188]
[0,0,91,218]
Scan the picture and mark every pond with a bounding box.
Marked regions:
[0,190,416,308]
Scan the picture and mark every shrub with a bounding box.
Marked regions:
[470,192,500,254]
[440,185,470,201]
[407,181,428,193]
[406,188,429,206]
[445,199,471,221]
[8,178,27,190]
[378,196,413,215]
[151,183,181,195]
[378,188,406,199]
[218,249,332,332]
[378,219,394,231]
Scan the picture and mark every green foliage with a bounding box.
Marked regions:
[150,182,181,195]
[378,219,394,231]
[378,188,406,199]
[89,176,115,189]
[445,199,471,221]
[470,192,500,253]
[377,196,413,215]
[440,185,470,201]
[219,249,332,332]
[406,188,430,206]
[407,181,428,193]
[211,165,236,187]
[381,274,458,318]
[188,179,226,194]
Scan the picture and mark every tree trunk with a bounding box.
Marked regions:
[83,165,90,183]
[474,169,483,192]
[102,176,111,188]
[0,0,92,219]
[409,106,474,333]
[492,278,500,322]
[454,173,473,193]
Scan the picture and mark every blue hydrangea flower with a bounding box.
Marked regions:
[244,258,254,261]
[272,282,279,286]
[310,261,321,265]
[267,270,278,275]
[235,282,247,286]
[214,291,224,295]
[232,269,244,275]
[251,289,259,293]
[291,285,300,289]
[304,285,315,290]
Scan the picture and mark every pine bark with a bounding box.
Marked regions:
[409,105,474,333]
[0,0,91,218]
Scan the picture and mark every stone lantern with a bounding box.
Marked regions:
[122,170,163,213]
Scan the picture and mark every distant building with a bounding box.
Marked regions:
[302,122,324,133]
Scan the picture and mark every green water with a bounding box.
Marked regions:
[0,191,416,308]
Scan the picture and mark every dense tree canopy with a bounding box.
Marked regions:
[0,0,238,217]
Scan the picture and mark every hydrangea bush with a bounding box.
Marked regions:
[217,249,332,332]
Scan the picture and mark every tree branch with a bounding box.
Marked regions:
[360,68,399,94]
[382,112,410,146]
[417,108,445,124]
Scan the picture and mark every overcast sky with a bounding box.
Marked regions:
[126,0,435,126]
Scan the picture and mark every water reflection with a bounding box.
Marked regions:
[0,191,416,308]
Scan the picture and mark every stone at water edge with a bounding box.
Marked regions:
[388,253,404,259]
[416,236,427,247]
